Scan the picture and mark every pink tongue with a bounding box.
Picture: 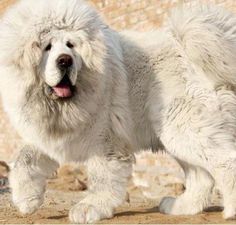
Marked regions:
[52,84,72,98]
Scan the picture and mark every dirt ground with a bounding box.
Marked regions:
[0,192,232,224]
[0,159,236,224]
[0,183,234,224]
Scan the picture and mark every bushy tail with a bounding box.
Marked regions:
[168,3,236,86]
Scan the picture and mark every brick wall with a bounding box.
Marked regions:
[90,0,179,31]
[92,0,236,31]
[2,0,236,30]
[0,0,236,162]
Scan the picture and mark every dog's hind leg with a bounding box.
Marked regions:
[209,155,236,219]
[159,94,236,219]
[9,145,59,214]
[159,160,214,215]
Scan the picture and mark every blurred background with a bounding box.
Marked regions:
[0,1,235,223]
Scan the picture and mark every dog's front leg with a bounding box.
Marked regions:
[69,151,133,224]
[9,145,59,214]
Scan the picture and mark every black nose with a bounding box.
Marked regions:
[57,54,73,70]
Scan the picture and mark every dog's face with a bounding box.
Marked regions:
[40,32,82,100]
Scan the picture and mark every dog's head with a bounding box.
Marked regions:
[0,0,111,100]
[0,0,124,134]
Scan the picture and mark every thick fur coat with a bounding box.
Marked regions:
[0,0,236,223]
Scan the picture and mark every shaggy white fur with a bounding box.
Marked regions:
[0,0,236,223]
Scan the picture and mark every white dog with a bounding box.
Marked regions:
[0,0,236,223]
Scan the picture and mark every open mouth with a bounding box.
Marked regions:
[50,75,75,99]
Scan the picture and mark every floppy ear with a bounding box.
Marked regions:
[14,41,42,71]
[77,30,107,75]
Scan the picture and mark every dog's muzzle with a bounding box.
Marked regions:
[44,54,76,99]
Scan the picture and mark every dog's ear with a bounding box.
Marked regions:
[76,30,107,75]
[14,41,42,71]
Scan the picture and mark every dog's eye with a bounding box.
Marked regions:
[66,41,74,49]
[45,43,52,51]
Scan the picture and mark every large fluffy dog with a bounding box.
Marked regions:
[1,0,236,223]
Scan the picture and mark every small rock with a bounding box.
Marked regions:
[73,178,87,191]
[0,161,10,177]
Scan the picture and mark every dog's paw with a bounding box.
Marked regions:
[159,196,201,215]
[14,195,44,215]
[69,202,113,224]
[10,175,45,215]
[159,197,177,214]
[223,205,236,220]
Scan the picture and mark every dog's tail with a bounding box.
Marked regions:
[168,3,236,86]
